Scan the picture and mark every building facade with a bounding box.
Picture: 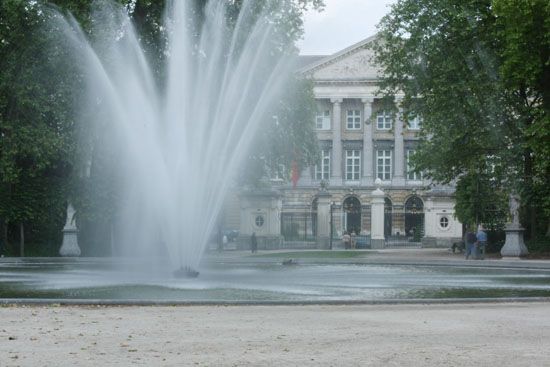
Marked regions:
[230,36,462,249]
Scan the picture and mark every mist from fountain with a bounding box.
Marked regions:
[56,0,294,271]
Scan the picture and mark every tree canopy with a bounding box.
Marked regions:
[0,0,323,255]
[372,0,549,240]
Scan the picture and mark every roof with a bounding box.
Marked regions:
[295,55,326,70]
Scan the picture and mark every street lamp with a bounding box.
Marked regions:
[329,201,334,250]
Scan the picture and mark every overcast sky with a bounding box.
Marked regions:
[297,0,397,55]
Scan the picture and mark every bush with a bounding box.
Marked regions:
[526,237,550,253]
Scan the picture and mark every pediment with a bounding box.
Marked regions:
[300,35,382,81]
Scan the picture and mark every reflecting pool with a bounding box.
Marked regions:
[2,258,550,302]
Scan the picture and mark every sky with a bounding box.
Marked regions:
[297,0,397,55]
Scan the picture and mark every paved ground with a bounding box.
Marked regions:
[1,249,549,366]
[1,302,549,366]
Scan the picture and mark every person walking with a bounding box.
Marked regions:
[464,226,477,260]
[350,231,357,249]
[476,225,488,260]
[217,229,223,252]
[250,232,258,254]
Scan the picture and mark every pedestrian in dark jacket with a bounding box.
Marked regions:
[464,227,477,260]
[476,225,488,260]
[250,232,258,253]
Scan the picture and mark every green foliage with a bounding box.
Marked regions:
[0,0,86,252]
[454,171,508,228]
[241,77,319,187]
[525,236,550,254]
[0,0,323,254]
[372,0,549,235]
[492,0,550,219]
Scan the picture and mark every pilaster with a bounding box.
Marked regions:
[361,97,374,186]
[393,101,405,186]
[331,98,343,186]
[316,191,332,249]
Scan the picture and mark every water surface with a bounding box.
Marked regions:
[1,258,550,301]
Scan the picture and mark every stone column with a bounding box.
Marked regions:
[59,202,81,257]
[501,193,528,258]
[370,179,385,249]
[393,102,405,186]
[331,98,343,186]
[362,97,374,186]
[316,191,332,249]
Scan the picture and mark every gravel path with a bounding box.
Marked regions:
[1,302,549,366]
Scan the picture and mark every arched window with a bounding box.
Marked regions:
[405,196,424,213]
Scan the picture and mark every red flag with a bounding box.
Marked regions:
[291,160,300,188]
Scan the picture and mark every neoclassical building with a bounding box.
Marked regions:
[228,36,462,249]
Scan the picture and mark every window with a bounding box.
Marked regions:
[255,215,265,227]
[315,150,331,180]
[315,110,331,130]
[407,150,422,181]
[345,150,361,181]
[439,216,449,229]
[376,110,392,130]
[408,116,421,130]
[376,150,392,181]
[270,164,286,182]
[346,110,361,130]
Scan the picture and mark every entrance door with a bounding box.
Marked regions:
[343,196,361,234]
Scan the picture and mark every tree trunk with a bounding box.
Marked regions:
[0,218,6,255]
[524,148,536,239]
[530,205,536,239]
[19,222,24,257]
[546,220,550,238]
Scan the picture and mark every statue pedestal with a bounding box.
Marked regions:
[59,227,81,257]
[59,203,81,257]
[500,223,528,258]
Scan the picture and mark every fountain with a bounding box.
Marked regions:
[55,0,294,272]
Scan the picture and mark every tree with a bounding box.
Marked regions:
[0,0,323,255]
[372,0,549,244]
[454,170,508,229]
[240,77,319,187]
[0,0,85,254]
[492,0,550,235]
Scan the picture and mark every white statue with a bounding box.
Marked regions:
[509,193,520,225]
[59,202,81,257]
[64,203,77,229]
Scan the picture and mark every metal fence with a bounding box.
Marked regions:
[384,210,424,247]
[280,206,425,249]
[281,212,316,242]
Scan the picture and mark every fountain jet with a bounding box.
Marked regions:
[55,0,294,272]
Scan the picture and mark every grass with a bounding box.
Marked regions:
[251,250,370,259]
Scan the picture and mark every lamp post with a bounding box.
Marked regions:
[329,201,334,250]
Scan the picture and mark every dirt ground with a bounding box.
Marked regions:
[1,302,549,366]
